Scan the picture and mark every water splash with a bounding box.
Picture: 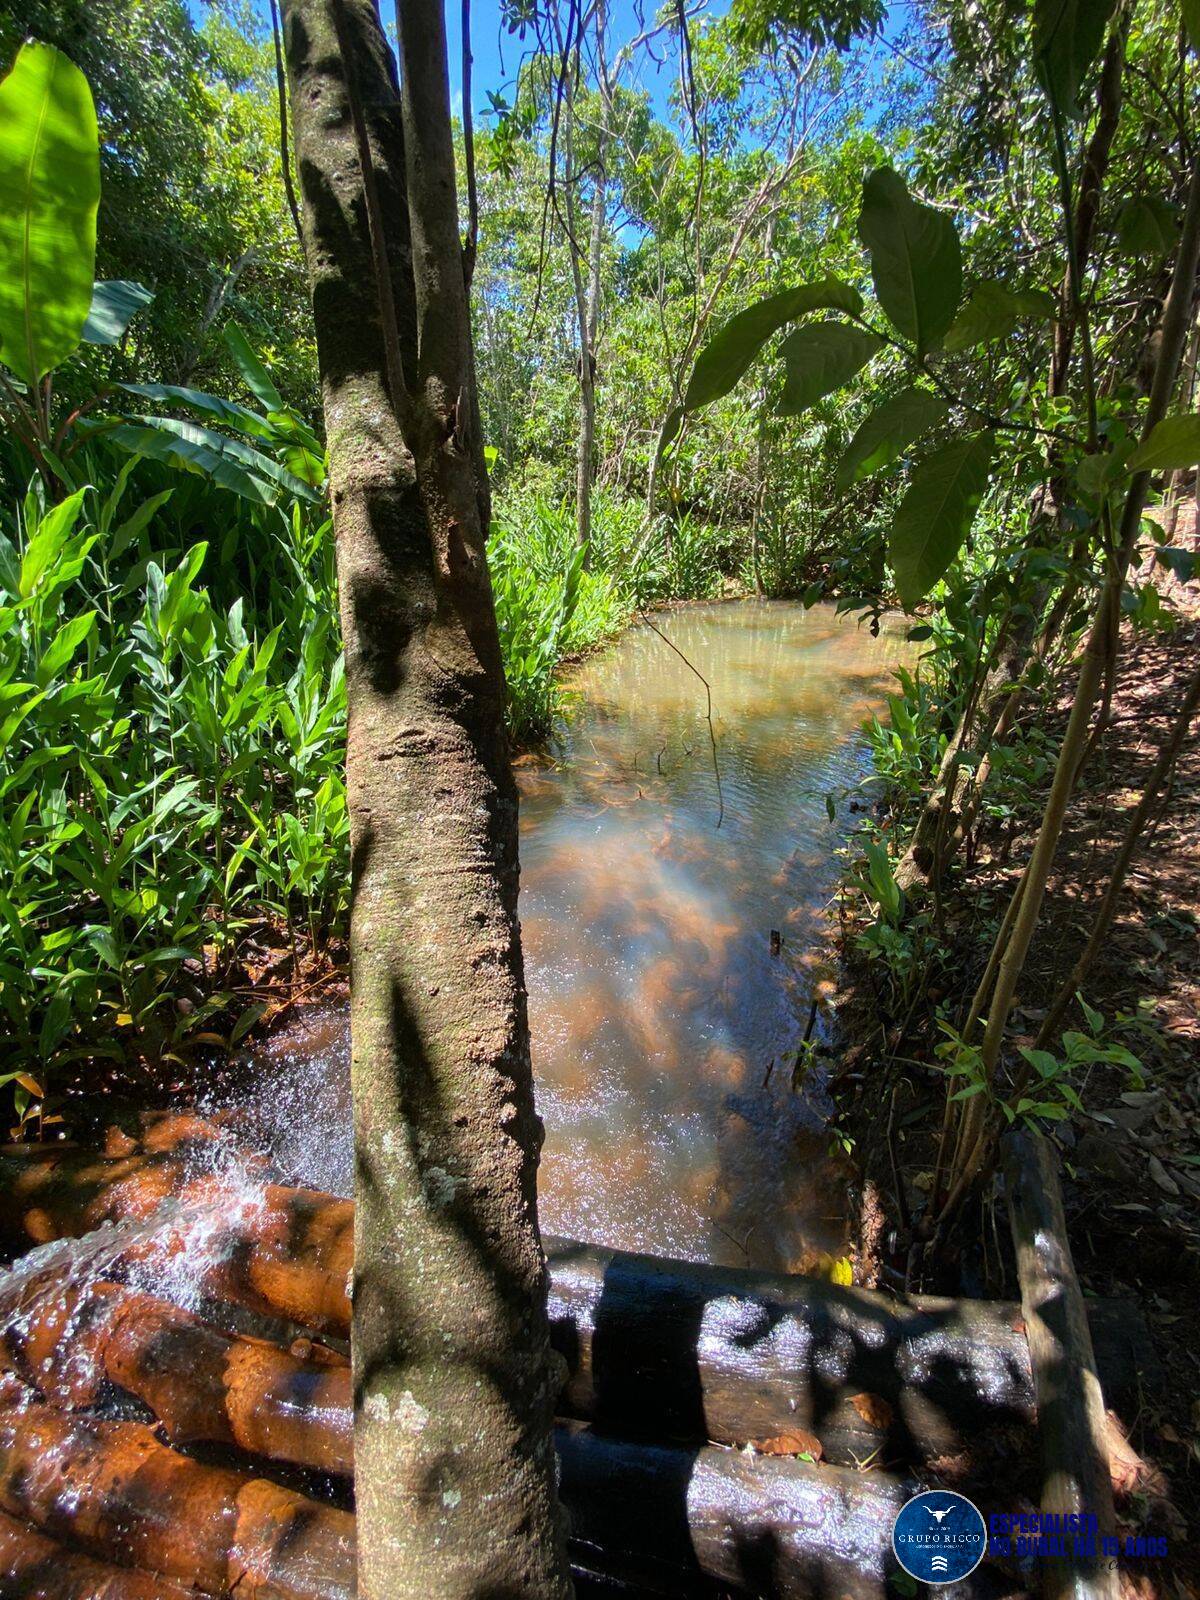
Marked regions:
[0,1123,277,1408]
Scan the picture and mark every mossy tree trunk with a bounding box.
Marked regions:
[280,2,572,1594]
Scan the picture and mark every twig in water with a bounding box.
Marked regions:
[638,609,724,827]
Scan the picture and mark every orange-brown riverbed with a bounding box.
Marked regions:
[226,601,908,1273]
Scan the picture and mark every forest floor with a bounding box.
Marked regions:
[836,602,1200,1591]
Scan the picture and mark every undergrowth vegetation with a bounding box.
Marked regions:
[0,466,346,1123]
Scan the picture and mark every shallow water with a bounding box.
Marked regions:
[231,600,906,1273]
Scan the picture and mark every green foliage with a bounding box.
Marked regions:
[779,323,881,415]
[728,0,885,51]
[852,833,903,924]
[0,43,99,387]
[0,2,315,412]
[487,492,634,741]
[82,280,156,347]
[0,38,308,519]
[0,469,346,1105]
[943,281,1056,353]
[1032,0,1119,118]
[1115,196,1178,261]
[99,408,320,507]
[1127,413,1200,471]
[856,167,962,356]
[683,277,862,411]
[940,1001,1146,1130]
[486,487,733,740]
[887,433,994,611]
[835,387,948,489]
[862,666,947,800]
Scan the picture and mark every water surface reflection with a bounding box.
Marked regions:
[234,601,906,1273]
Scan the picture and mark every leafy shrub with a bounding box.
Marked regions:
[0,471,346,1124]
[487,491,634,740]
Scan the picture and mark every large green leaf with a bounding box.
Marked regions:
[82,280,154,346]
[0,43,100,385]
[684,275,863,411]
[836,386,949,490]
[1127,413,1200,472]
[1032,0,1118,118]
[19,488,88,598]
[101,417,320,505]
[944,281,1056,353]
[778,323,881,416]
[224,323,284,413]
[856,168,961,355]
[118,382,273,438]
[888,432,994,610]
[1185,0,1200,53]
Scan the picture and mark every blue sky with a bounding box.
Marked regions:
[197,0,912,137]
[445,0,705,122]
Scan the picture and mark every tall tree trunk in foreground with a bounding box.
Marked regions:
[280,2,571,1595]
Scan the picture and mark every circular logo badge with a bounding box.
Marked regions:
[892,1490,987,1585]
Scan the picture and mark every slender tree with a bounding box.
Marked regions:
[279,1,572,1594]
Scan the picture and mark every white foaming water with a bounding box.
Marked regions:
[0,1124,276,1404]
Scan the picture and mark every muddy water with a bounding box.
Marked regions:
[232,601,906,1273]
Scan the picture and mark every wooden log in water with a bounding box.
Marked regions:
[1004,1133,1118,1600]
[0,1147,1152,1468]
[0,1399,355,1600]
[0,1310,920,1600]
[0,1144,353,1335]
[0,1508,198,1599]
[544,1237,1150,1465]
[556,1424,1018,1600]
[0,1279,352,1475]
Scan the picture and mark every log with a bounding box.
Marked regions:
[0,1148,1153,1468]
[0,1316,923,1600]
[555,1424,1020,1600]
[0,1508,198,1598]
[545,1237,1151,1465]
[0,1145,353,1335]
[1004,1133,1118,1600]
[0,1392,954,1600]
[0,1279,351,1476]
[0,1399,355,1600]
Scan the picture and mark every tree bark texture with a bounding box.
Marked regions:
[279,1,571,1593]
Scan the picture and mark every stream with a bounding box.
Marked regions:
[226,600,907,1274]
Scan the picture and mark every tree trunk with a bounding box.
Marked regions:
[279,2,571,1594]
[562,0,609,557]
[575,168,604,555]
